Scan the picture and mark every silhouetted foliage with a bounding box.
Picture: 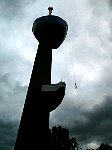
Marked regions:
[86,143,112,150]
[49,125,79,150]
[96,143,112,150]
[49,126,112,150]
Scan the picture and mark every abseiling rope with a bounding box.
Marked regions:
[63,41,88,150]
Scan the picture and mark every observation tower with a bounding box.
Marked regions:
[14,7,68,149]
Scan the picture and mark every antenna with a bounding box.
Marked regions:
[48,6,53,15]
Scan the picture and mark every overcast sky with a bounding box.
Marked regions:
[0,0,112,149]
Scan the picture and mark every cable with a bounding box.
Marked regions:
[63,41,89,150]
[66,42,77,86]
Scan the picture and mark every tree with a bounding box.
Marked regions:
[96,143,112,150]
[49,125,79,150]
[70,137,79,150]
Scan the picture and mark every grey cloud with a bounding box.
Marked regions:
[68,96,112,145]
[0,73,28,149]
[0,0,30,20]
[108,0,112,9]
[0,73,27,117]
[50,96,112,147]
[0,117,18,150]
[88,0,112,17]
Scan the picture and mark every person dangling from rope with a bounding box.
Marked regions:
[74,83,77,89]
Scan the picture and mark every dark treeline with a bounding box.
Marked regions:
[49,125,112,150]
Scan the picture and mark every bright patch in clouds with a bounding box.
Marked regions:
[70,62,101,82]
[87,142,99,149]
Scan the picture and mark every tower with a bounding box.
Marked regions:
[14,7,68,149]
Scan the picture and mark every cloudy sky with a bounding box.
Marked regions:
[0,0,112,149]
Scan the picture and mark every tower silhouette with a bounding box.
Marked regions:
[14,7,68,149]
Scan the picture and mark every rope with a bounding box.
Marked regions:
[65,40,77,89]
[63,41,89,150]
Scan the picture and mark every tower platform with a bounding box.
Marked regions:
[42,81,66,111]
[32,15,68,49]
